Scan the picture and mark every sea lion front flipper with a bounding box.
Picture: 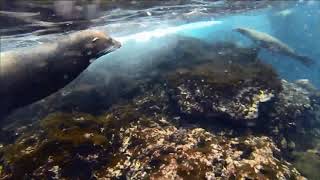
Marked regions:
[294,54,316,67]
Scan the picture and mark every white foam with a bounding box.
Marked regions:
[116,20,222,43]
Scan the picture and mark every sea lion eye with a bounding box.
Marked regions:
[92,37,99,42]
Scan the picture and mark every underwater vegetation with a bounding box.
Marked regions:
[0,36,320,179]
[0,89,304,179]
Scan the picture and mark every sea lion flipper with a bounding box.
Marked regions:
[294,55,316,67]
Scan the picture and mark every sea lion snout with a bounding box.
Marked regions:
[93,38,121,59]
[78,30,121,59]
[233,27,246,34]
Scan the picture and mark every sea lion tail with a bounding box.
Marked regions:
[295,55,316,67]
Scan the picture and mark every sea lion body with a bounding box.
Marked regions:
[0,30,121,119]
[235,27,314,66]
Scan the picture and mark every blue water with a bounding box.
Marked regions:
[87,1,320,88]
[2,1,319,87]
[1,1,319,97]
[1,1,320,179]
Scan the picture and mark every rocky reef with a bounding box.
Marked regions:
[165,62,281,126]
[0,90,305,179]
[0,37,319,179]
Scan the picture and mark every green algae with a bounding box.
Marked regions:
[40,112,109,146]
[1,112,118,179]
[166,61,281,95]
[0,91,306,179]
[292,151,320,180]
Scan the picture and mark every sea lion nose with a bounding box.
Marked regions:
[113,39,122,48]
[232,28,240,32]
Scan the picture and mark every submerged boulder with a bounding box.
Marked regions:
[0,112,113,179]
[165,61,281,126]
[95,122,303,179]
[264,80,320,149]
[0,105,305,179]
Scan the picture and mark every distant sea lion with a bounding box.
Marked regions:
[234,27,315,67]
[0,10,56,28]
[274,8,294,17]
[0,30,121,120]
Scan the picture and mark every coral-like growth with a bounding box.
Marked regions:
[94,113,303,179]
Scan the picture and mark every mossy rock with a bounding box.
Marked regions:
[1,112,116,179]
[165,61,281,125]
[292,151,320,180]
[39,112,109,146]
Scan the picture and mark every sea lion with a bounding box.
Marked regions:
[234,27,315,67]
[274,8,294,17]
[0,30,121,120]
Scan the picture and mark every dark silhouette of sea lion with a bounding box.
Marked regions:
[234,27,315,67]
[0,30,121,120]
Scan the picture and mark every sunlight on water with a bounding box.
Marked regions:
[116,20,222,43]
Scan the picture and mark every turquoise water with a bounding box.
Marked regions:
[82,1,320,89]
[1,1,320,179]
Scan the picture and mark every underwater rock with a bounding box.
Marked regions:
[292,151,320,180]
[0,86,170,179]
[260,79,320,180]
[150,37,260,76]
[294,79,318,95]
[165,61,281,126]
[0,112,115,179]
[96,127,303,179]
[270,80,311,122]
[2,74,142,129]
[0,83,305,179]
[264,80,318,142]
[0,97,309,180]
[272,80,320,180]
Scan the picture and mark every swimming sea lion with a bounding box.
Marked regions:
[234,27,315,67]
[274,8,294,17]
[0,30,121,120]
